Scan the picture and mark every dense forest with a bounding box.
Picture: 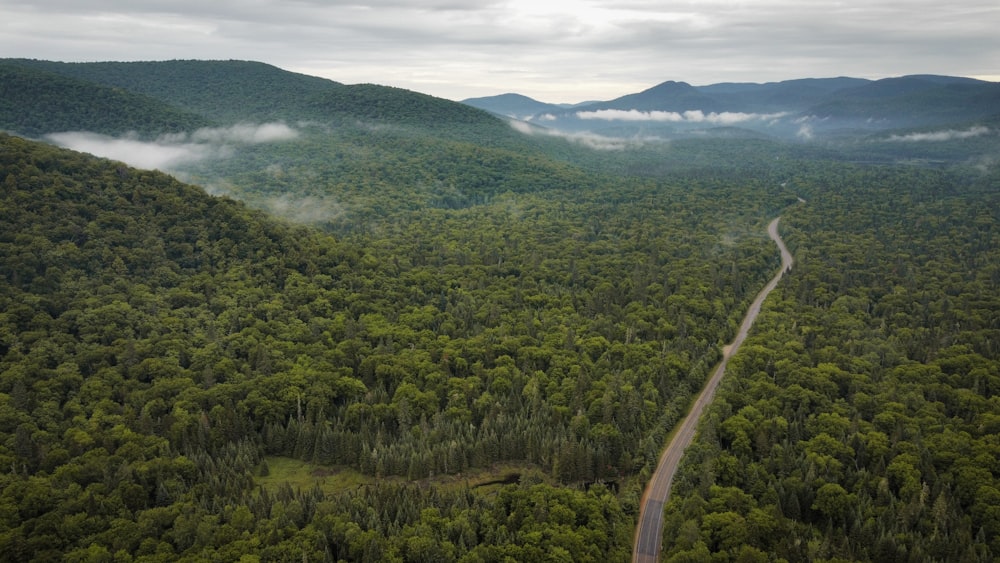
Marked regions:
[661,165,1000,562]
[0,64,211,138]
[0,132,791,560]
[0,59,998,562]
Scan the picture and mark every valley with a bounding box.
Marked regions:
[0,59,998,562]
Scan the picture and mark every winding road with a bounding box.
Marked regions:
[632,217,794,563]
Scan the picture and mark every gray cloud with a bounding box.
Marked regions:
[1,1,998,102]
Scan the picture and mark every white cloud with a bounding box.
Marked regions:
[190,123,299,143]
[509,119,661,150]
[262,193,345,223]
[576,109,789,124]
[45,132,214,170]
[45,123,299,171]
[886,126,991,142]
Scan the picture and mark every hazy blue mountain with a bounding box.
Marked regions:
[495,73,998,140]
[804,76,1000,127]
[462,93,566,119]
[697,77,871,111]
[829,75,987,99]
[587,80,722,113]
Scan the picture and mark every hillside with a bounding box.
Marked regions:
[1,58,525,143]
[0,128,789,559]
[1,58,343,124]
[661,163,1000,561]
[0,63,212,137]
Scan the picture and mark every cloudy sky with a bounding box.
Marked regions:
[2,0,998,102]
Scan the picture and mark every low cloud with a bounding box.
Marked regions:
[886,126,991,142]
[178,123,299,144]
[45,131,218,170]
[576,109,789,124]
[46,123,300,171]
[260,193,345,224]
[509,119,660,150]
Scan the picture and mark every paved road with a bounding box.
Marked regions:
[632,217,793,563]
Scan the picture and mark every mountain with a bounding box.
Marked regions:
[805,75,1000,125]
[310,83,511,135]
[829,75,985,100]
[0,62,212,137]
[0,128,767,562]
[696,77,871,112]
[462,93,565,119]
[0,58,541,153]
[8,57,996,145]
[595,80,723,113]
[471,74,998,140]
[1,58,343,124]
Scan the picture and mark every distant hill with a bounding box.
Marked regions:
[0,63,212,137]
[489,74,1000,139]
[596,80,723,113]
[696,77,871,112]
[462,93,566,119]
[806,76,1000,126]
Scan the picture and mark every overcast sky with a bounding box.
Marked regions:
[2,0,998,103]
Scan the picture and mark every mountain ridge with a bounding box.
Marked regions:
[0,62,214,138]
[464,73,1000,139]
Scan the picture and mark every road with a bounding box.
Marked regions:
[632,217,793,563]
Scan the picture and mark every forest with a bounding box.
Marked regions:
[0,59,998,562]
[660,165,1000,562]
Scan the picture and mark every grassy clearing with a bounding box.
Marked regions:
[255,456,549,496]
[255,457,375,495]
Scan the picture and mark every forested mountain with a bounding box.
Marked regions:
[1,59,342,124]
[696,78,870,111]
[806,76,1000,127]
[461,93,566,119]
[0,63,212,138]
[1,58,998,562]
[587,81,724,114]
[0,58,520,144]
[0,126,789,559]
